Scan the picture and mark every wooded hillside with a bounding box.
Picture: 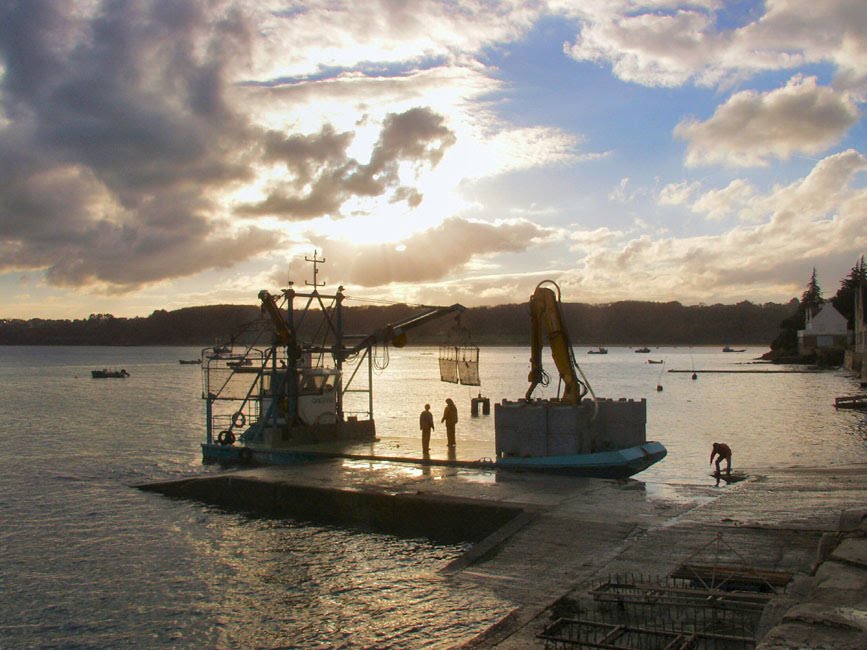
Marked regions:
[0,299,796,347]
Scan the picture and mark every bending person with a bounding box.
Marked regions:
[710,442,732,476]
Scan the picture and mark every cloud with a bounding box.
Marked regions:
[658,180,700,206]
[608,177,631,202]
[565,150,867,303]
[303,217,560,287]
[754,148,867,223]
[565,8,721,88]
[563,0,867,90]
[0,1,278,289]
[568,226,625,252]
[239,107,456,219]
[250,0,543,79]
[0,3,461,290]
[690,179,756,221]
[675,76,860,167]
[738,0,867,91]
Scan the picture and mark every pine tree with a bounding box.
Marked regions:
[832,257,866,326]
[770,268,827,355]
[801,267,824,320]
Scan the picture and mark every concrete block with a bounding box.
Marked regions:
[547,405,580,436]
[814,559,867,601]
[782,602,867,633]
[524,431,548,457]
[831,538,867,570]
[838,509,867,532]
[757,620,867,650]
[495,397,646,457]
[547,433,578,456]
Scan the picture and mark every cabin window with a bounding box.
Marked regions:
[298,372,336,394]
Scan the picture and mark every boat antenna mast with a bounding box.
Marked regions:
[305,250,326,290]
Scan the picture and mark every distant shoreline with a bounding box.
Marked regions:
[0,300,794,348]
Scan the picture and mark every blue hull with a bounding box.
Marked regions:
[202,443,318,466]
[495,441,667,478]
[203,441,667,478]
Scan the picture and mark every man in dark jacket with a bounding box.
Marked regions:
[442,398,458,448]
[419,404,434,453]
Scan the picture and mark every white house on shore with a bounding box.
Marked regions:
[797,303,849,360]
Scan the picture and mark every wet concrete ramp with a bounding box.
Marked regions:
[138,472,524,544]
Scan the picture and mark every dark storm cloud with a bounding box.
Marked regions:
[2,1,254,194]
[240,107,456,219]
[0,1,451,290]
[0,0,273,289]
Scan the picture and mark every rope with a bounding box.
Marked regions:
[343,295,432,309]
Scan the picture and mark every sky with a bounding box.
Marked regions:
[0,0,865,319]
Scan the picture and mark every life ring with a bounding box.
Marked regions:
[232,411,246,428]
[217,430,236,446]
[238,447,253,463]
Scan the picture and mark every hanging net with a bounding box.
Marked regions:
[438,344,481,386]
[458,345,481,386]
[438,345,460,384]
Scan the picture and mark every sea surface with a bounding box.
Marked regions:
[1,345,865,648]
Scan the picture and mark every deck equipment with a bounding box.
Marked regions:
[201,252,466,464]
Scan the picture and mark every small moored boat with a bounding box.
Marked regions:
[587,347,608,354]
[834,395,867,410]
[91,368,129,378]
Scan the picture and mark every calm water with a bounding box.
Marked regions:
[1,345,865,648]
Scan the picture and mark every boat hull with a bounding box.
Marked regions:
[202,440,667,478]
[202,443,319,465]
[495,441,667,478]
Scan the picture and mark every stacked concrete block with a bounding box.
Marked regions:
[495,397,646,458]
[494,400,548,458]
[596,398,647,450]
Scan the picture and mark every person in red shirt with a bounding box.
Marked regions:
[710,442,732,476]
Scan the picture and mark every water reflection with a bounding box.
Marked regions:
[2,345,865,648]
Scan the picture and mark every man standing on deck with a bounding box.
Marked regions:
[710,442,732,475]
[419,404,434,453]
[442,398,458,448]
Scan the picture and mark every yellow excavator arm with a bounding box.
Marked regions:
[526,281,588,404]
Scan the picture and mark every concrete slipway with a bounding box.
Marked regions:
[139,438,867,648]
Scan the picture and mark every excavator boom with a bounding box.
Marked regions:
[525,282,587,404]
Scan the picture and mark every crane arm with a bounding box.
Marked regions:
[525,282,587,404]
[258,290,294,346]
[348,304,465,354]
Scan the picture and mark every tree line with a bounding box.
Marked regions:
[0,299,798,347]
